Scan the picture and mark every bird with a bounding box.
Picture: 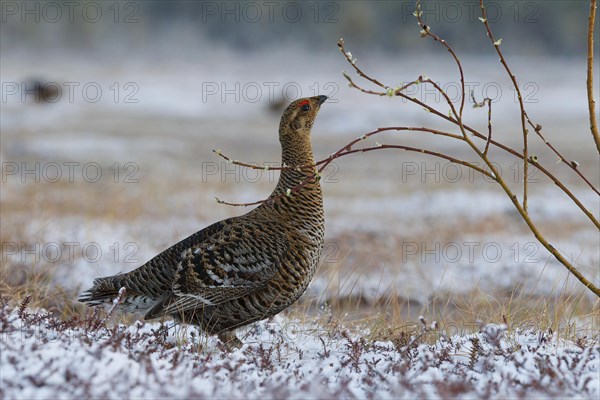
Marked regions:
[79,95,328,347]
[267,96,288,114]
[27,78,60,103]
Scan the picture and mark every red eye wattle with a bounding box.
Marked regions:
[298,100,310,112]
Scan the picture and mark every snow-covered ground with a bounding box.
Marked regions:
[2,47,599,398]
[1,302,598,399]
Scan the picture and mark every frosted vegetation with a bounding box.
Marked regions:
[2,299,598,399]
[1,1,599,398]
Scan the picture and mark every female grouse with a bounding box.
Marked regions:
[79,95,327,346]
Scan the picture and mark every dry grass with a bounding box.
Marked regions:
[1,121,598,400]
[1,106,598,400]
[1,148,598,341]
[3,253,597,347]
[290,272,599,346]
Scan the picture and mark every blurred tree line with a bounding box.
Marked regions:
[1,1,596,57]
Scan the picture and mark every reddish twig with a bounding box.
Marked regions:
[338,38,387,90]
[479,0,600,197]
[338,5,600,296]
[216,172,321,207]
[214,126,472,206]
[478,0,530,211]
[339,40,599,229]
[212,149,315,172]
[332,144,494,180]
[415,0,467,118]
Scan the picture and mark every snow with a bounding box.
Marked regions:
[1,305,598,399]
[2,41,598,400]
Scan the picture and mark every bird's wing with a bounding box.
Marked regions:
[148,220,289,317]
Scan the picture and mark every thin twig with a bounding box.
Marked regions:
[334,144,495,180]
[339,14,600,296]
[340,41,599,229]
[215,126,471,206]
[415,0,467,118]
[340,21,599,195]
[479,0,529,212]
[216,142,496,208]
[213,149,314,172]
[587,0,600,153]
[341,44,463,137]
[471,91,493,156]
[479,0,600,196]
[527,121,598,195]
[94,287,127,331]
[338,38,387,90]
[215,126,465,172]
[216,171,320,207]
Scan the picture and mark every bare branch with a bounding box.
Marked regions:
[479,0,599,196]
[415,0,467,118]
[338,38,387,90]
[335,144,495,180]
[341,37,599,227]
[479,0,529,212]
[216,172,320,208]
[587,0,600,153]
[213,149,314,172]
[471,92,493,156]
[336,3,600,296]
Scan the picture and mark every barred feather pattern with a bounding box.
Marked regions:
[79,96,327,343]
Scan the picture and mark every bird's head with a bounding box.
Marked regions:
[279,95,327,138]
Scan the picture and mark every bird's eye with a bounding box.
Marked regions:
[298,100,310,112]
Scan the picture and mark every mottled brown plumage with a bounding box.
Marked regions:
[79,95,327,346]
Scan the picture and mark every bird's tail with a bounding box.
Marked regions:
[78,275,121,305]
[78,273,159,314]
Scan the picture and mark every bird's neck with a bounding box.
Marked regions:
[265,136,323,237]
[258,134,322,221]
[256,132,324,241]
[275,135,319,194]
[281,137,315,169]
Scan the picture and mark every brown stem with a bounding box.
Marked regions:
[479,0,599,195]
[479,0,529,212]
[214,122,600,294]
[526,121,599,195]
[416,0,466,118]
[335,145,495,180]
[449,107,600,297]
[471,92,493,156]
[338,38,387,90]
[340,11,599,196]
[214,126,466,206]
[471,140,600,297]
[340,18,600,296]
[587,0,600,153]
[342,61,599,229]
[213,149,315,172]
[484,100,493,156]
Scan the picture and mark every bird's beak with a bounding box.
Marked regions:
[317,95,328,106]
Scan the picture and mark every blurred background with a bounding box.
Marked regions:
[1,1,598,326]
